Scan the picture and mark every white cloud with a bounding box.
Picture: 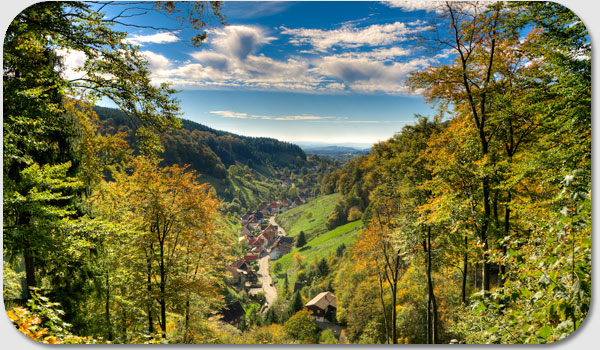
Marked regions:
[281,21,428,52]
[139,20,451,95]
[209,110,344,121]
[331,46,412,61]
[56,48,87,80]
[127,32,180,46]
[381,1,445,14]
[210,25,276,60]
[382,1,491,15]
[142,51,172,75]
[190,51,231,71]
[316,54,437,94]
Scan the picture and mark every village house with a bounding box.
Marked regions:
[227,259,258,288]
[268,201,281,214]
[240,224,252,237]
[248,236,267,252]
[214,301,245,327]
[269,236,294,260]
[305,291,337,323]
[260,224,278,243]
[244,253,259,262]
[241,213,250,225]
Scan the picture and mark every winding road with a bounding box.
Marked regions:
[257,255,277,307]
[257,215,288,308]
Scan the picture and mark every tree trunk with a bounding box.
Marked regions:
[500,191,511,288]
[24,249,36,298]
[392,282,397,344]
[426,226,438,344]
[462,233,468,304]
[105,270,113,341]
[183,296,190,343]
[159,242,167,338]
[427,297,431,344]
[377,273,390,344]
[482,177,492,295]
[147,249,154,334]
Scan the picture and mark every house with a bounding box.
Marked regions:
[268,202,281,214]
[216,301,245,327]
[241,213,250,225]
[260,225,278,243]
[244,253,259,262]
[240,224,252,237]
[248,236,266,251]
[306,291,337,323]
[227,259,258,286]
[269,236,294,260]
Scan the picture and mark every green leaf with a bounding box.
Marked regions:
[538,325,553,340]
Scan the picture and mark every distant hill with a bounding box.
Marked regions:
[303,145,369,161]
[93,105,308,179]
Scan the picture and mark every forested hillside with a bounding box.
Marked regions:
[95,106,308,179]
[93,105,338,213]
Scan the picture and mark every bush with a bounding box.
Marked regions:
[319,329,338,344]
[347,206,362,221]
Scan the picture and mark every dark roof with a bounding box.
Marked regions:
[293,282,307,294]
[219,301,245,324]
[280,236,294,245]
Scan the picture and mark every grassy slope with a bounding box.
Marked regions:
[270,220,362,287]
[275,193,341,240]
[216,213,243,256]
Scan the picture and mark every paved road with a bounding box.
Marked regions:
[257,254,277,307]
[257,216,288,308]
[269,215,287,236]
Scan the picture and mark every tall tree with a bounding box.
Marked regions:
[408,2,520,295]
[104,156,223,338]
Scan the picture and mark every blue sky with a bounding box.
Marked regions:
[85,1,453,147]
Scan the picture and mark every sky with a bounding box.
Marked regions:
[82,1,458,147]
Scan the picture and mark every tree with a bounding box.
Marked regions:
[319,329,338,344]
[3,1,223,306]
[286,291,304,318]
[103,156,224,338]
[296,231,307,248]
[283,310,317,344]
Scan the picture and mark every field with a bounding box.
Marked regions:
[275,193,341,239]
[270,220,362,287]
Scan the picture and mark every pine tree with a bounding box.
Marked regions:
[286,291,304,317]
[296,231,307,248]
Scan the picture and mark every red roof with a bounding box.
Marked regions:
[244,254,258,261]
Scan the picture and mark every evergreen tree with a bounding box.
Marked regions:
[296,231,307,248]
[286,291,304,317]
